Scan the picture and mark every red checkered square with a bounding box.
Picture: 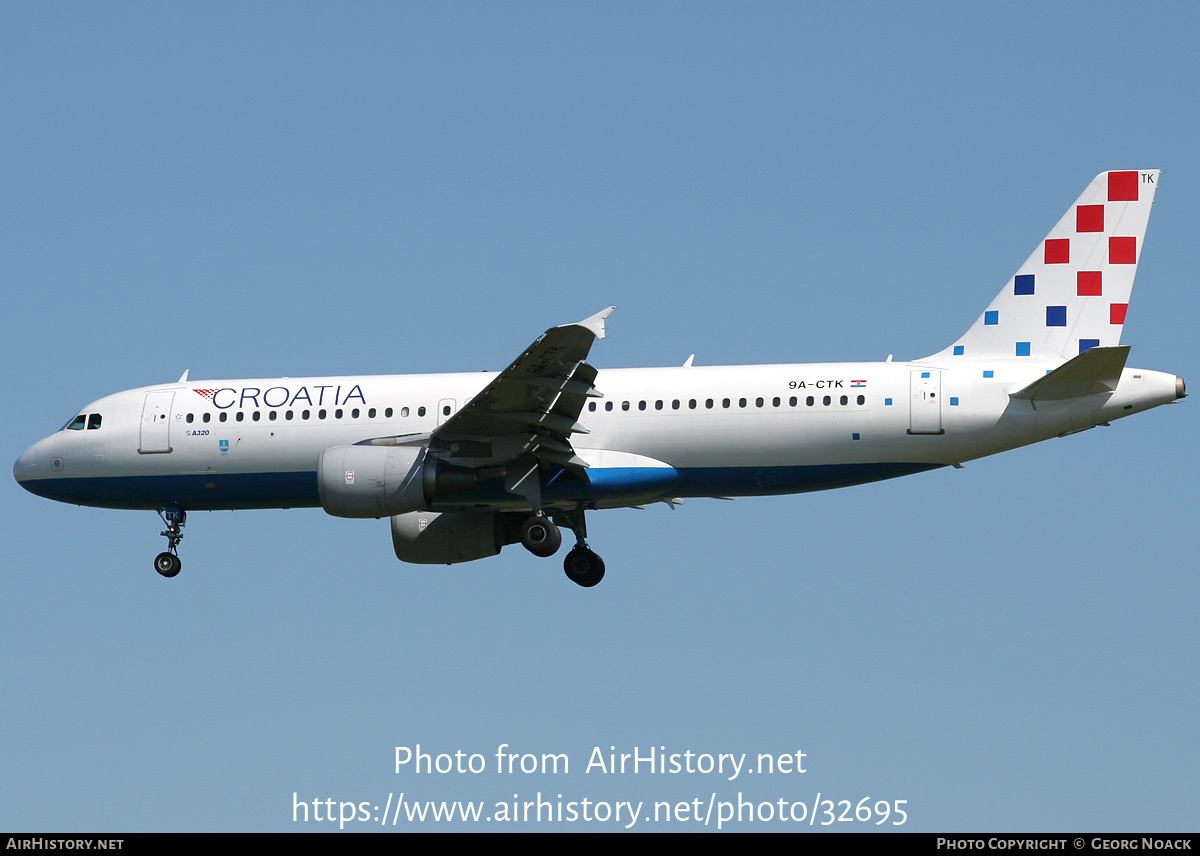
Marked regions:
[1077,271,1102,295]
[1108,171,1139,201]
[1044,238,1070,264]
[1076,204,1104,232]
[1110,236,1136,264]
[1110,303,1128,324]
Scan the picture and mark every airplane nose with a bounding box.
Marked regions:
[13,442,40,487]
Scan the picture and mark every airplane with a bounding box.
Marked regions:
[13,170,1185,587]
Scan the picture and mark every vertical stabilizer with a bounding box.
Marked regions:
[924,170,1159,363]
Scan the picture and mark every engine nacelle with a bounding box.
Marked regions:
[317,444,478,518]
[391,510,520,565]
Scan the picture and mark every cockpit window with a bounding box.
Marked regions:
[87,414,102,430]
[63,415,86,431]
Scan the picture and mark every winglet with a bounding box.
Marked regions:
[575,306,616,340]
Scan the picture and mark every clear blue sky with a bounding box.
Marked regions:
[3,2,1196,831]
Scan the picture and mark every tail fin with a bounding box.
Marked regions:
[924,170,1159,363]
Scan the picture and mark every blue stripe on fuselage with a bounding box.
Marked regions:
[16,462,943,512]
[17,471,320,511]
[676,462,943,496]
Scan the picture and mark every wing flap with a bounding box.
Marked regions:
[430,308,614,498]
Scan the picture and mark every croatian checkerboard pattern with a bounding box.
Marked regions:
[927,170,1159,363]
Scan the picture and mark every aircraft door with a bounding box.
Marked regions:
[437,399,456,426]
[139,391,175,453]
[908,370,944,435]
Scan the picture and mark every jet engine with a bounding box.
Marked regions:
[317,444,478,519]
[391,510,523,564]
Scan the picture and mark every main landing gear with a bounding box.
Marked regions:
[519,512,562,558]
[518,509,606,587]
[563,544,605,588]
[154,508,185,578]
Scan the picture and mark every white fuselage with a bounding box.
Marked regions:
[13,359,1181,514]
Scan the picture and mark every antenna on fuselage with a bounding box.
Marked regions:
[177,369,190,383]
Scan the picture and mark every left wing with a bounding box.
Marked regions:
[429,307,615,507]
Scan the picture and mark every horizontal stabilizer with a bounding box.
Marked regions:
[1010,345,1130,401]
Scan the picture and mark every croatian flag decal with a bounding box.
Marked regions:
[850,380,867,388]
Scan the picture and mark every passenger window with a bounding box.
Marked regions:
[722,398,730,408]
[285,410,294,421]
[588,402,597,412]
[268,411,278,421]
[417,406,426,417]
[88,414,102,430]
[605,401,613,412]
[671,400,679,410]
[806,396,814,406]
[236,412,245,422]
[335,409,344,419]
[253,411,261,422]
[823,396,831,406]
[738,398,747,408]
[319,409,327,420]
[353,408,362,418]
[384,408,393,418]
[857,395,865,405]
[400,407,409,418]
[186,413,194,423]
[706,399,714,409]
[202,413,211,423]
[756,397,764,408]
[840,395,848,405]
[689,399,697,409]
[622,401,630,411]
[369,408,376,418]
[219,412,228,423]
[302,410,310,420]
[638,401,646,411]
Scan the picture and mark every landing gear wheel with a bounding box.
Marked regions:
[154,552,181,578]
[563,546,605,587]
[520,514,562,558]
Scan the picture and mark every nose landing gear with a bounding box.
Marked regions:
[154,508,185,578]
[154,551,181,578]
